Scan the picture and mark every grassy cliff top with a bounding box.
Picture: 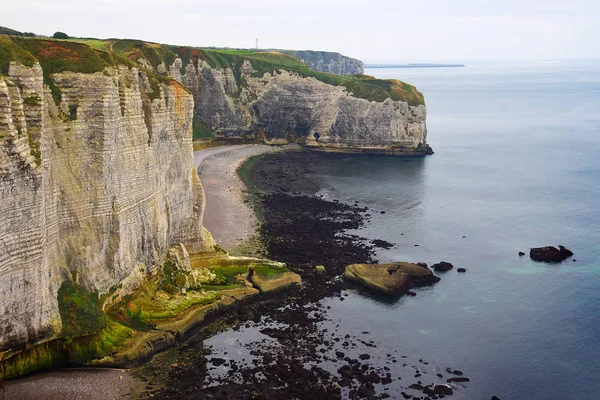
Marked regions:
[0,35,424,106]
[164,46,424,106]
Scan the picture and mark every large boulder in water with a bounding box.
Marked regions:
[344,262,440,297]
[530,246,574,263]
[432,261,454,272]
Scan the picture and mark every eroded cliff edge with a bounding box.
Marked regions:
[121,42,431,155]
[0,38,213,356]
[278,49,364,76]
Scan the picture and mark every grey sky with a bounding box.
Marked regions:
[3,0,598,62]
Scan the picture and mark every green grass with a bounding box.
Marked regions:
[56,38,108,51]
[210,265,249,284]
[137,290,221,320]
[0,35,36,74]
[193,115,214,139]
[112,39,177,68]
[251,264,290,279]
[201,283,244,291]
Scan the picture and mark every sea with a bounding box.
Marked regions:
[207,60,600,399]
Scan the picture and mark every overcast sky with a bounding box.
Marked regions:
[3,0,599,63]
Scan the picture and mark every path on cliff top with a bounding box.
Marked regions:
[194,144,285,252]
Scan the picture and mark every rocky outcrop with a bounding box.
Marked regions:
[174,61,429,155]
[344,262,440,297]
[530,246,574,263]
[0,59,213,354]
[280,50,364,76]
[432,261,454,272]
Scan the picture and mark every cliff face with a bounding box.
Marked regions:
[175,60,428,154]
[279,50,364,76]
[0,35,429,357]
[0,56,212,352]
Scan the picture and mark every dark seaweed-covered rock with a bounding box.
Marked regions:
[559,245,574,257]
[447,377,470,383]
[530,246,573,263]
[432,261,454,272]
[358,383,376,398]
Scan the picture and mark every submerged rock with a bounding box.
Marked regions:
[344,262,440,297]
[530,246,574,263]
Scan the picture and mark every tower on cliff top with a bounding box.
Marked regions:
[256,38,258,50]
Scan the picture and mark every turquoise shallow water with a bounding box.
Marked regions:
[304,61,600,399]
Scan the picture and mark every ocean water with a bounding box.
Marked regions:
[299,61,600,399]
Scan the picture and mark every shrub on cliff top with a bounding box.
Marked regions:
[52,32,69,39]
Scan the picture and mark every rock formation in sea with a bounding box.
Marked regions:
[344,262,440,296]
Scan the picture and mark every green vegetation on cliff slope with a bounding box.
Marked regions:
[0,36,36,74]
[0,34,424,106]
[166,46,425,106]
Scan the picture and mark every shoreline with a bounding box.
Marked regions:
[1,145,469,399]
[194,144,286,253]
[0,144,293,399]
[138,149,473,399]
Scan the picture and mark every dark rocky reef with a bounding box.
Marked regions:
[530,246,574,263]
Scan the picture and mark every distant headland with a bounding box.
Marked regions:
[365,63,465,68]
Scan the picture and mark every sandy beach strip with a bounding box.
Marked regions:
[194,144,285,252]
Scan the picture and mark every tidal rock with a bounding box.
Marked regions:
[344,262,440,297]
[447,377,470,383]
[530,246,574,263]
[416,262,428,269]
[434,385,454,395]
[432,261,454,272]
[518,251,525,256]
[358,383,376,398]
[457,268,467,273]
[559,245,574,257]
